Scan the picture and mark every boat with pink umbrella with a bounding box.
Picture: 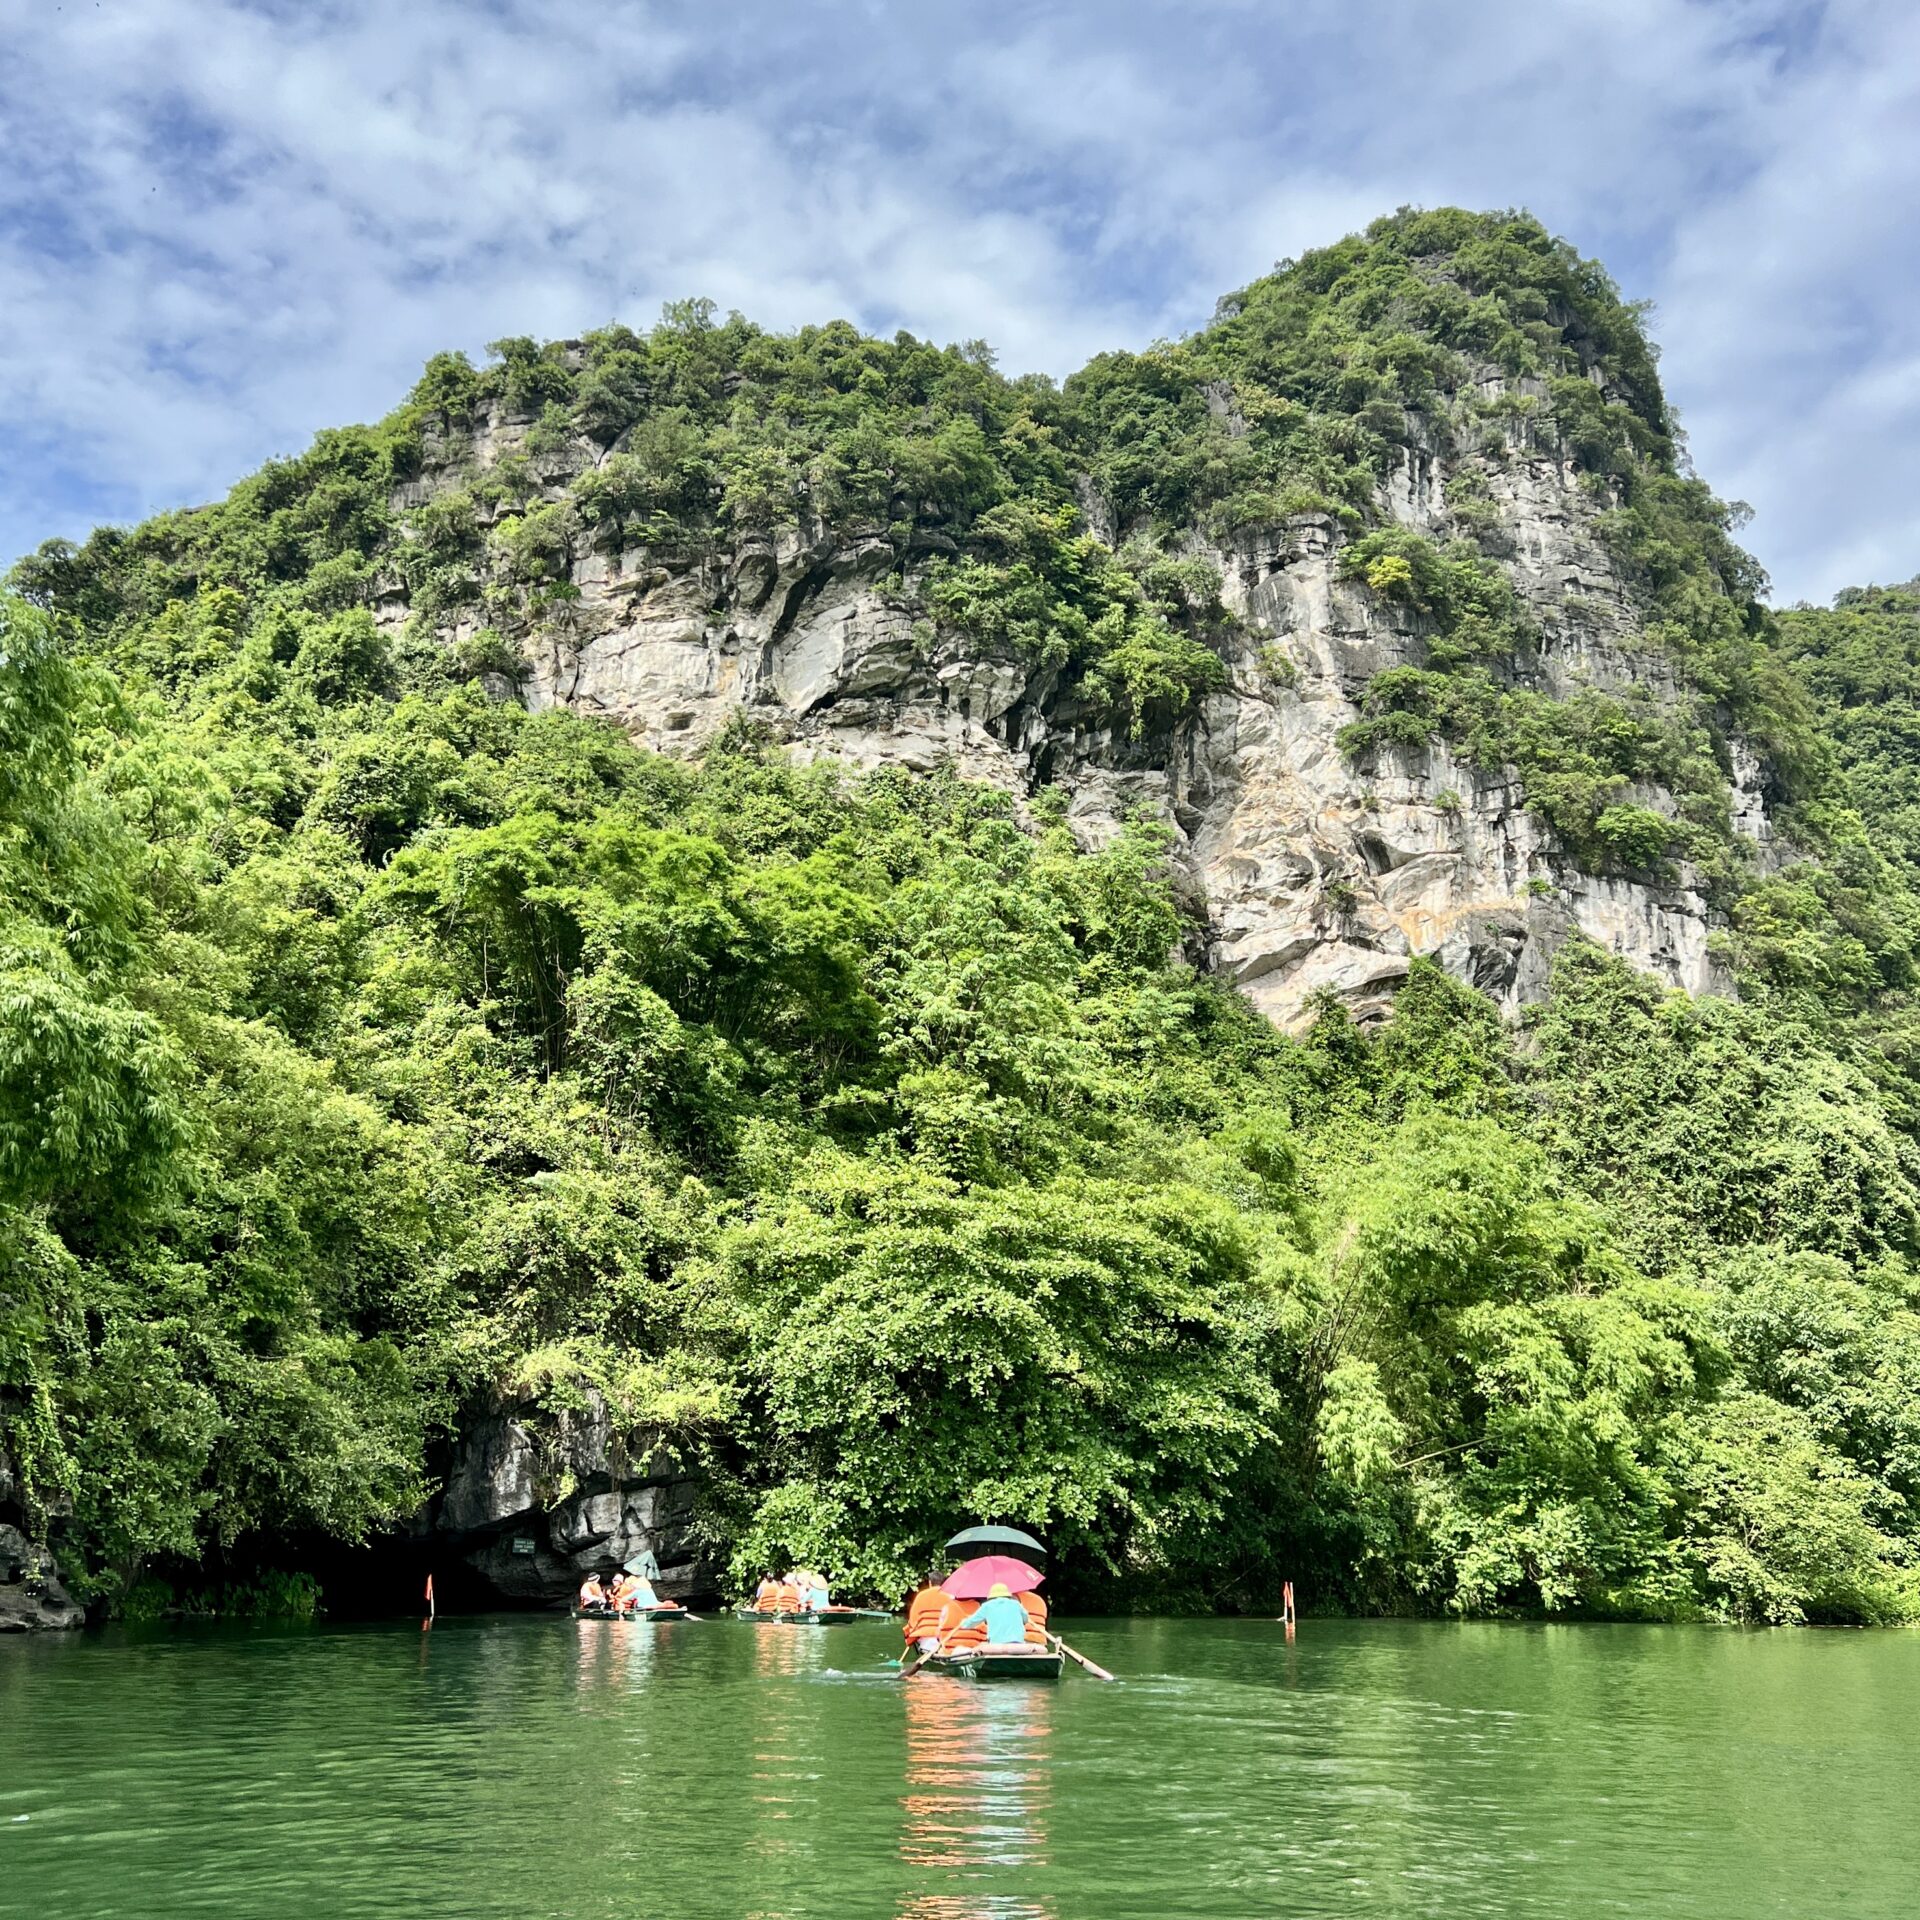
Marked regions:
[918,1545,1063,1680]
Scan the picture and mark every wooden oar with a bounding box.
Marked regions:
[900,1630,960,1678]
[1046,1630,1115,1681]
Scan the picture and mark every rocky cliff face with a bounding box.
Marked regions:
[0,1441,82,1631]
[0,1525,84,1632]
[420,1387,716,1605]
[384,381,1775,1030]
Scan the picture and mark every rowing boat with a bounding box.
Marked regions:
[920,1642,1064,1681]
[572,1604,692,1622]
[733,1605,896,1625]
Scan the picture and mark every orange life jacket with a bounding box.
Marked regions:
[772,1582,800,1611]
[905,1586,949,1641]
[1018,1590,1049,1646]
[939,1594,987,1650]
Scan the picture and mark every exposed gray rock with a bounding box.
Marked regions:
[0,1524,84,1632]
[438,1412,541,1537]
[426,1386,714,1606]
[396,388,1779,1028]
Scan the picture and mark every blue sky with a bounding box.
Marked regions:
[3,0,1916,603]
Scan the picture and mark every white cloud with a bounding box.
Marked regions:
[2,0,1915,602]
[1651,0,1920,600]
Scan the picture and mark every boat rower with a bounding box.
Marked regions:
[944,1582,1028,1650]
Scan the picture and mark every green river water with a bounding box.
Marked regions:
[1,1614,1914,1919]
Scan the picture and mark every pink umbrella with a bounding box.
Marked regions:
[944,1555,1045,1598]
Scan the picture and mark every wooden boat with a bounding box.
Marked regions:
[921,1642,1064,1681]
[571,1603,691,1622]
[733,1604,895,1626]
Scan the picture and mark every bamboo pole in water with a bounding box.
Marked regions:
[1046,1630,1115,1681]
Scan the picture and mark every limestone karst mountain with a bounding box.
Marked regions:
[32,209,1806,1031]
[324,212,1784,1027]
[450,441,1754,1026]
[14,208,1920,1627]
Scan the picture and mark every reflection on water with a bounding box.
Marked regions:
[569,1613,657,1692]
[751,1619,828,1681]
[898,1675,1055,1919]
[749,1624,833,1883]
[4,1616,1919,1920]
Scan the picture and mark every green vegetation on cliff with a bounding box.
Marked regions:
[7,211,1920,1623]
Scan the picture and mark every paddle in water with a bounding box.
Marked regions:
[1046,1630,1115,1681]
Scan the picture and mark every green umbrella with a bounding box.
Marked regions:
[943,1525,1046,1562]
[623,1550,661,1578]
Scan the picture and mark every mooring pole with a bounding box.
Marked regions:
[1282,1579,1296,1642]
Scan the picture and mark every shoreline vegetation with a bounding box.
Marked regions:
[6,209,1920,1628]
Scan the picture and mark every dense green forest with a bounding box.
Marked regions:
[6,209,1920,1624]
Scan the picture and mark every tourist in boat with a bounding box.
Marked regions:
[610,1569,660,1613]
[904,1576,949,1653]
[752,1577,781,1609]
[937,1589,984,1649]
[944,1582,1028,1648]
[578,1572,611,1613]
